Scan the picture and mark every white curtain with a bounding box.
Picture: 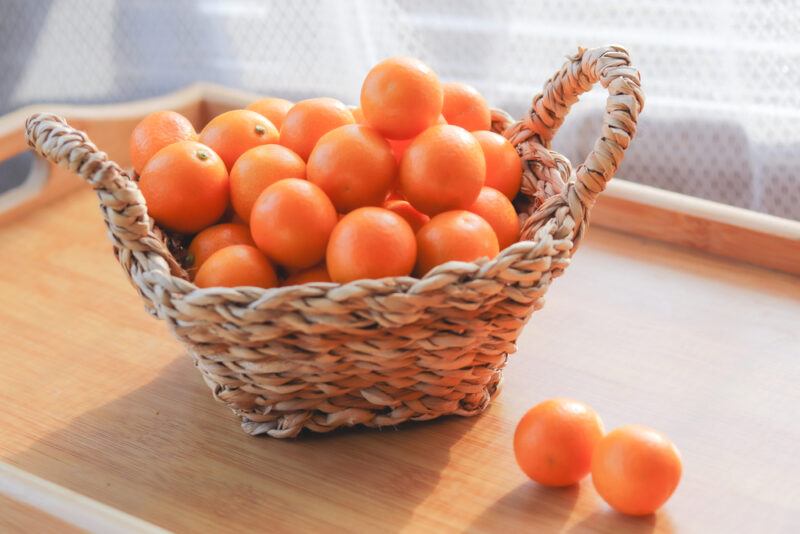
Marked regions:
[3,0,798,219]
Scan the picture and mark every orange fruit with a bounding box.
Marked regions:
[388,115,447,162]
[468,187,520,249]
[228,211,247,225]
[218,202,246,225]
[473,130,522,200]
[513,398,605,487]
[414,210,499,276]
[281,263,331,286]
[199,109,279,170]
[400,124,485,216]
[307,124,396,213]
[385,188,404,202]
[230,144,306,221]
[246,97,293,129]
[383,199,429,233]
[360,57,443,140]
[388,138,412,163]
[592,425,682,516]
[139,141,228,233]
[351,106,366,124]
[129,111,197,175]
[279,97,355,160]
[326,207,417,283]
[441,82,491,131]
[187,223,255,275]
[250,178,338,269]
[194,245,277,289]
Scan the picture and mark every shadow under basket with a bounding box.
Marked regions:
[25,46,643,438]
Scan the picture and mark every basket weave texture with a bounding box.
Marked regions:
[25,46,643,438]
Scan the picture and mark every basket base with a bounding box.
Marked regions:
[234,372,503,438]
[187,333,513,438]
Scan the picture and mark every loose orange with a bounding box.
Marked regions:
[414,210,499,276]
[139,141,228,233]
[230,144,306,221]
[592,425,682,516]
[281,263,331,286]
[187,223,255,275]
[383,199,429,233]
[400,125,485,216]
[250,178,338,269]
[199,109,278,170]
[360,57,443,140]
[246,97,293,129]
[513,398,605,487]
[326,207,417,283]
[279,98,355,160]
[129,111,196,175]
[468,187,520,249]
[441,82,490,131]
[473,130,522,200]
[194,245,277,289]
[307,124,396,213]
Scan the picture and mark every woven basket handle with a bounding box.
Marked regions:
[507,46,643,250]
[24,113,184,278]
[508,45,643,208]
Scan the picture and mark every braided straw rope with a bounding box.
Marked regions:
[26,46,642,438]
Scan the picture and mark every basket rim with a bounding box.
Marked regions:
[153,234,569,304]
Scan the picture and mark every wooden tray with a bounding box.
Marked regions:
[2,87,799,532]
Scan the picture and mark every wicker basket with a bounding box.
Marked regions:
[25,46,643,438]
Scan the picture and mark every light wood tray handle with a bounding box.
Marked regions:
[25,113,184,278]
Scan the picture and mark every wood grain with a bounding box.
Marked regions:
[0,462,165,533]
[593,179,800,276]
[1,188,798,532]
[0,494,83,534]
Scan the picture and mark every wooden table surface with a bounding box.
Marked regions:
[1,187,799,533]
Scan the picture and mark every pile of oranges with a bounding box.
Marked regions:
[129,57,523,288]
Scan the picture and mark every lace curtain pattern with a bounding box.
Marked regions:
[2,0,798,219]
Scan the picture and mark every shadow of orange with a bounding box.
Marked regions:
[567,508,674,534]
[469,482,581,533]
